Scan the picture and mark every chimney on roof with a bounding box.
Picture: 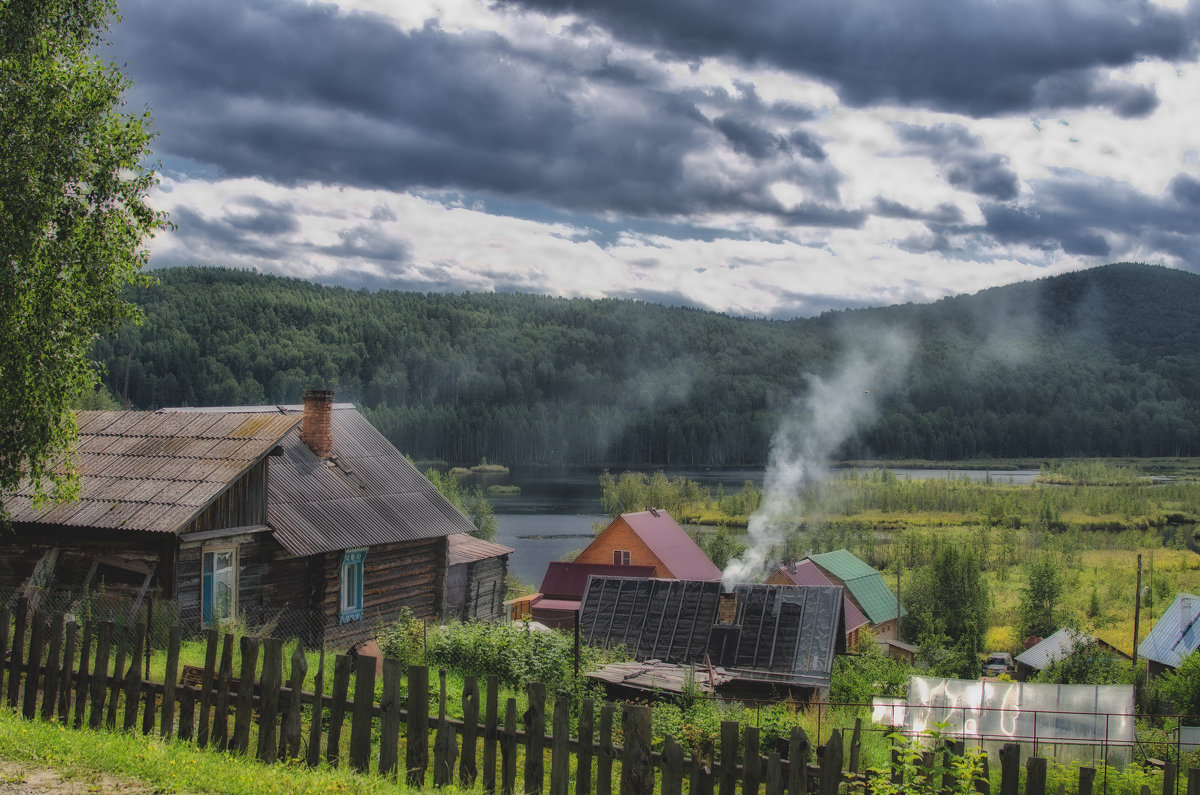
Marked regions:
[301,389,334,458]
[1183,596,1192,638]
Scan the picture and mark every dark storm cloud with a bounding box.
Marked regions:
[501,0,1194,117]
[167,197,299,259]
[872,198,964,224]
[890,123,1020,200]
[112,0,850,228]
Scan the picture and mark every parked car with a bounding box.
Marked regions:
[982,651,1014,677]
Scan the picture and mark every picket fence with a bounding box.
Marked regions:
[0,598,1195,795]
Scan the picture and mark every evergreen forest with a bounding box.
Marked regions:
[91,262,1200,466]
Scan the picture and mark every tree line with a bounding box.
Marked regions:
[91,262,1200,465]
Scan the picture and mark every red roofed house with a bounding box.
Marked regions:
[572,509,721,581]
[765,560,870,649]
[531,561,655,629]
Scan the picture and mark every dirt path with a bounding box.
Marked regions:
[0,759,164,794]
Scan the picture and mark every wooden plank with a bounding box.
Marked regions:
[406,664,429,786]
[620,705,653,795]
[160,626,181,738]
[847,718,862,774]
[306,649,326,768]
[178,685,195,742]
[6,598,28,708]
[280,642,307,761]
[1025,756,1047,795]
[0,605,9,700]
[484,674,498,794]
[501,698,517,795]
[526,681,547,795]
[461,676,480,786]
[744,726,761,795]
[56,620,77,725]
[88,621,113,730]
[817,732,841,795]
[690,755,714,795]
[142,680,156,736]
[326,654,352,767]
[123,623,146,732]
[1187,768,1200,795]
[999,743,1020,795]
[789,727,810,795]
[719,721,739,795]
[256,637,284,763]
[195,628,219,748]
[1077,766,1094,795]
[1165,763,1178,795]
[434,669,457,786]
[232,635,260,755]
[661,735,684,795]
[211,633,235,751]
[943,740,964,795]
[576,699,594,795]
[550,690,571,795]
[73,622,94,729]
[23,608,47,719]
[106,626,128,729]
[348,653,376,773]
[765,752,782,795]
[598,703,616,795]
[976,750,990,794]
[379,658,403,778]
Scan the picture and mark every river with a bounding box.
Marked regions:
[481,466,1042,586]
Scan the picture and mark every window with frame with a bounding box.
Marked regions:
[340,547,367,623]
[613,549,631,566]
[201,547,237,625]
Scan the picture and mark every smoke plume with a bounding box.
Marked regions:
[722,328,913,583]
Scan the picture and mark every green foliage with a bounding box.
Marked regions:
[425,467,497,540]
[598,469,709,518]
[1034,639,1129,685]
[693,527,747,570]
[903,539,989,665]
[831,637,913,704]
[1018,555,1065,639]
[1155,651,1200,722]
[0,0,165,505]
[866,728,987,795]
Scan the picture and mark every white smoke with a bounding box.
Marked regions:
[721,329,913,583]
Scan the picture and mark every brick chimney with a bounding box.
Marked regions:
[301,389,334,458]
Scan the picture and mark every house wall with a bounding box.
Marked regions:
[178,459,269,536]
[462,555,508,622]
[317,537,448,649]
[0,526,175,600]
[573,517,670,576]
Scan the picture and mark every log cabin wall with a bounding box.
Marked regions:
[463,555,508,622]
[317,536,448,649]
[178,459,269,536]
[572,517,669,576]
[176,529,275,630]
[0,525,175,596]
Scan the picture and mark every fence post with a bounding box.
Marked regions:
[1187,768,1200,795]
[434,668,458,786]
[620,704,653,795]
[231,634,260,755]
[1025,756,1047,795]
[379,658,403,779]
[848,718,862,774]
[56,619,78,725]
[276,645,306,761]
[789,726,810,795]
[525,681,547,795]
[1078,766,1095,795]
[765,752,782,795]
[484,674,499,794]
[817,731,842,795]
[661,735,685,795]
[1164,762,1177,795]
[7,598,29,708]
[348,652,377,773]
[210,632,235,751]
[999,743,1020,795]
[406,664,430,786]
[977,751,991,794]
[743,725,762,795]
[305,648,325,768]
[256,637,283,763]
[73,621,94,729]
[22,608,47,719]
[719,721,739,795]
[598,703,616,795]
[502,698,518,795]
[0,605,9,700]
[105,624,128,729]
[88,621,113,730]
[195,628,218,748]
[577,699,594,795]
[461,675,480,786]
[326,654,352,767]
[550,690,571,795]
[122,622,146,732]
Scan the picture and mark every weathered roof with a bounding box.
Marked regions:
[1138,593,1200,669]
[579,576,845,688]
[1016,627,1092,671]
[808,549,905,625]
[531,597,582,612]
[539,561,655,599]
[620,510,722,580]
[3,410,298,534]
[447,533,514,566]
[772,561,870,632]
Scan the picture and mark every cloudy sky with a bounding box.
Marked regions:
[110,0,1200,317]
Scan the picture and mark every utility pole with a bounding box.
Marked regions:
[1133,553,1142,668]
[896,558,902,640]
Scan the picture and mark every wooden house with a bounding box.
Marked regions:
[579,576,845,700]
[529,561,655,629]
[443,533,513,623]
[806,549,904,641]
[1015,627,1130,681]
[0,390,479,647]
[1138,592,1200,680]
[572,509,721,580]
[766,560,870,649]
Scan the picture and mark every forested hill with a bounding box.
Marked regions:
[92,263,1200,465]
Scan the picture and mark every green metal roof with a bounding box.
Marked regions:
[808,549,905,625]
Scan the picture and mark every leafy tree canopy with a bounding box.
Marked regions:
[0,0,164,505]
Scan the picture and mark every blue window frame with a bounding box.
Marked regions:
[340,547,367,624]
[202,547,237,625]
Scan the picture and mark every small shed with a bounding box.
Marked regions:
[531,561,654,629]
[766,560,870,649]
[443,533,514,623]
[807,549,904,640]
[1015,627,1130,680]
[1138,592,1200,680]
[572,509,721,580]
[580,576,845,699]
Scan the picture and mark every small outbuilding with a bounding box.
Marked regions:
[1015,627,1130,681]
[807,549,904,640]
[1138,592,1200,680]
[443,533,514,623]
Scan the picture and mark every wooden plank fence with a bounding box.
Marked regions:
[0,600,1190,795]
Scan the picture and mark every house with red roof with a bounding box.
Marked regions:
[765,560,870,649]
[572,509,722,580]
[530,561,655,628]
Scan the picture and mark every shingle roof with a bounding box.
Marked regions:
[772,561,870,632]
[1016,627,1092,671]
[447,533,514,566]
[808,549,905,625]
[620,509,722,580]
[578,576,845,688]
[1138,593,1200,670]
[4,410,298,534]
[539,562,655,599]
